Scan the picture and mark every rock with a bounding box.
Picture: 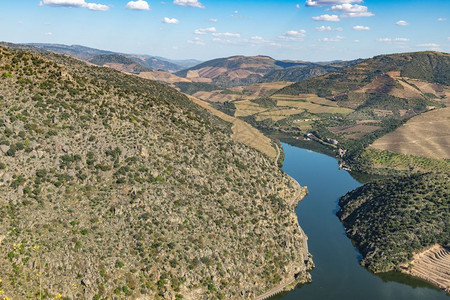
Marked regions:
[139,145,149,158]
[0,145,10,154]
[2,173,11,182]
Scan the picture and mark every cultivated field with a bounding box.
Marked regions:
[370,107,450,159]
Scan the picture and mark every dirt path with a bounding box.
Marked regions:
[400,244,450,293]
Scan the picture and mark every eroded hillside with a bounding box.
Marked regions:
[0,46,312,299]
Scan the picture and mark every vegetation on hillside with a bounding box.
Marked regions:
[338,173,450,273]
[0,46,311,299]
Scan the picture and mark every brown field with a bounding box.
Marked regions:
[234,100,268,117]
[192,90,243,103]
[389,79,425,99]
[370,107,450,159]
[138,70,191,84]
[188,96,277,159]
[255,108,305,121]
[400,244,450,293]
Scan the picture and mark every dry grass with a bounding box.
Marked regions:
[370,107,450,159]
[400,244,450,293]
[193,90,243,103]
[188,96,277,159]
[255,108,304,122]
[234,100,268,117]
[138,71,191,83]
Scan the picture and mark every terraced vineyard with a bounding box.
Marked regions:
[400,245,450,292]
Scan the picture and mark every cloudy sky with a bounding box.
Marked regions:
[0,0,449,61]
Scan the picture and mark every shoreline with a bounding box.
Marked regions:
[254,174,313,300]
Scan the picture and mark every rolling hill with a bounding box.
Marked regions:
[175,55,357,88]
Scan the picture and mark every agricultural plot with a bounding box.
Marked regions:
[329,124,381,139]
[234,100,268,117]
[370,107,450,159]
[255,108,305,122]
[277,100,353,114]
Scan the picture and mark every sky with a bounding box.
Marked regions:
[0,0,449,61]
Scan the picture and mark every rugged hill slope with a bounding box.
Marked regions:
[0,46,311,299]
[88,54,151,74]
[338,173,449,275]
[175,55,349,88]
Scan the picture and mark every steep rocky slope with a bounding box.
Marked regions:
[0,46,311,299]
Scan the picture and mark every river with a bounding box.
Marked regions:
[275,142,448,300]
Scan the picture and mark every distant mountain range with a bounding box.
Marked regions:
[24,43,202,72]
[175,55,362,88]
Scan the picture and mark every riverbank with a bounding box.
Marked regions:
[254,174,313,300]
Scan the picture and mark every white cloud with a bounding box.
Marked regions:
[173,0,204,8]
[194,27,216,35]
[86,3,108,10]
[162,17,179,24]
[316,25,332,31]
[315,25,342,31]
[354,39,360,42]
[353,25,370,31]
[278,29,307,41]
[40,0,86,7]
[416,43,440,47]
[208,18,218,22]
[312,14,340,22]
[126,0,150,10]
[212,32,241,38]
[296,4,300,8]
[330,4,374,18]
[188,37,205,46]
[377,37,409,42]
[396,20,409,26]
[438,18,447,21]
[306,0,362,7]
[251,36,264,41]
[40,0,109,10]
[45,32,53,35]
[320,35,344,42]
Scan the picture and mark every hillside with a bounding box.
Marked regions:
[337,173,449,289]
[0,46,312,299]
[175,55,348,88]
[88,54,151,74]
[23,43,190,72]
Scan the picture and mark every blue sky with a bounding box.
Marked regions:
[0,0,449,61]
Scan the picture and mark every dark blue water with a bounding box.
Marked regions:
[276,143,448,300]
